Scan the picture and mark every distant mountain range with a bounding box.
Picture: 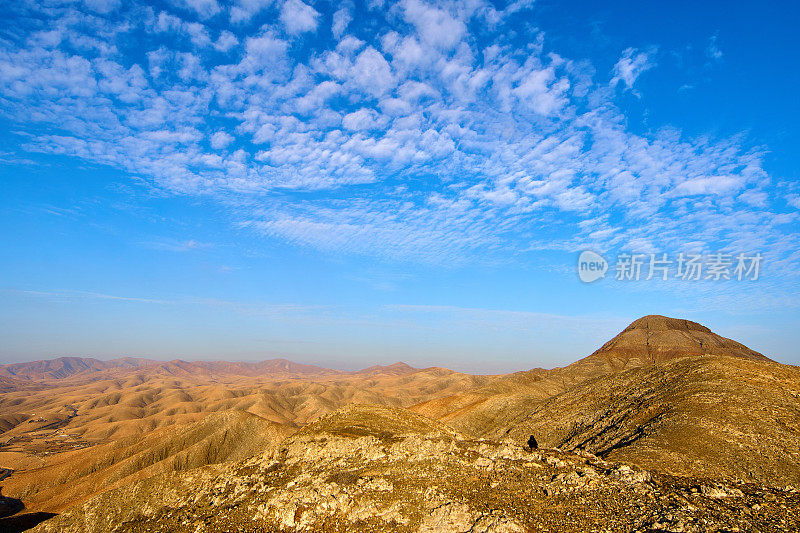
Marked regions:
[0,356,420,381]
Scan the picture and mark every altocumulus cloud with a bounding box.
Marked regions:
[0,0,798,272]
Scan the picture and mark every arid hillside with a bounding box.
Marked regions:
[29,404,800,533]
[498,355,800,486]
[1,315,799,532]
[413,315,800,486]
[0,358,487,517]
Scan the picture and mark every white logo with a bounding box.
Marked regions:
[578,251,608,283]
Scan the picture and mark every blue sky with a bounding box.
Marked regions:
[1,0,798,372]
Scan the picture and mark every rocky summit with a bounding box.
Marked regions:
[0,315,798,532]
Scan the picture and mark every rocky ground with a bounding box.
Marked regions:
[31,405,800,533]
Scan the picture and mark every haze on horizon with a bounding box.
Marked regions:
[1,0,799,372]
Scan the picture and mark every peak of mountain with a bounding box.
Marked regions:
[0,357,159,381]
[253,358,339,375]
[352,362,418,376]
[409,315,793,487]
[158,358,340,377]
[0,357,106,380]
[586,314,769,368]
[624,314,711,333]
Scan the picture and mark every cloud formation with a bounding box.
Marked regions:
[610,47,655,90]
[0,0,796,277]
[279,0,319,34]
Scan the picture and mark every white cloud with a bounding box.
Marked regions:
[739,189,768,207]
[512,66,569,115]
[1,0,796,281]
[279,0,320,35]
[185,22,212,47]
[332,7,352,39]
[154,12,213,48]
[351,46,395,96]
[230,0,274,23]
[611,47,655,90]
[336,35,365,55]
[171,0,221,19]
[342,108,386,131]
[672,175,743,196]
[143,238,212,252]
[706,33,723,61]
[401,0,466,51]
[785,194,800,209]
[214,30,239,52]
[241,31,289,73]
[15,289,173,305]
[210,131,235,149]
